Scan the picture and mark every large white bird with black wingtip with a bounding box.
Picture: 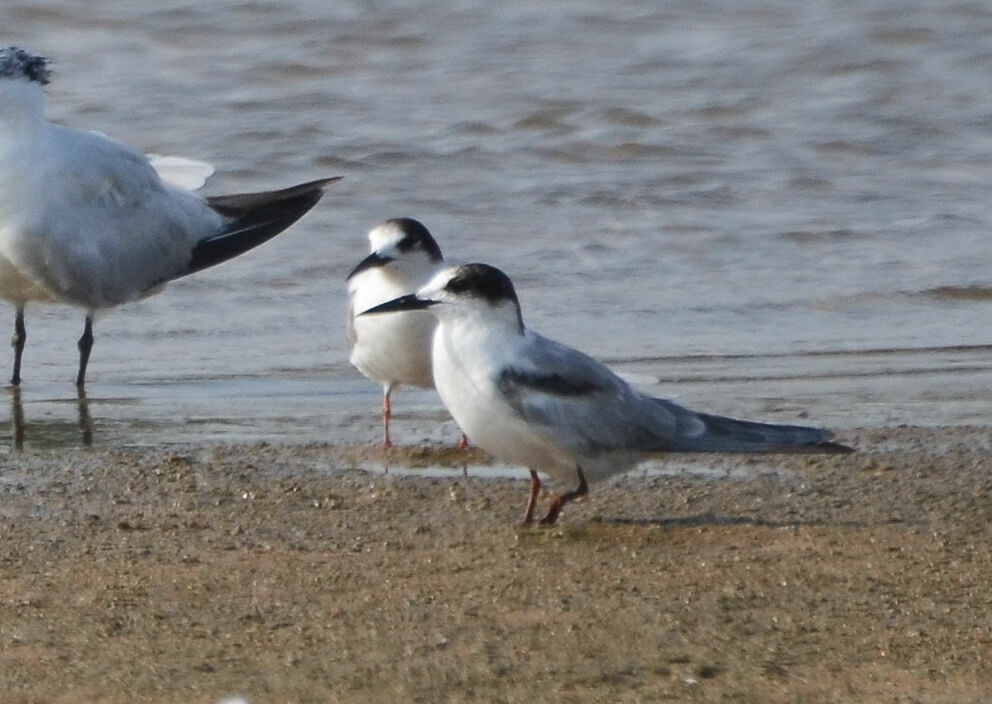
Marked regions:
[0,47,339,387]
[363,263,851,524]
[346,218,447,448]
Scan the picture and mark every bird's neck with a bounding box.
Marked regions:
[438,309,527,369]
[348,267,416,311]
[0,82,45,141]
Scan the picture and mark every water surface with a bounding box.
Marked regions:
[3,0,992,450]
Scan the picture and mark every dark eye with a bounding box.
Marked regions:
[395,236,418,253]
[444,275,469,294]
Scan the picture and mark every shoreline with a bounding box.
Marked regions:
[1,426,990,703]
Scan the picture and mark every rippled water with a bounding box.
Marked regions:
[3,0,992,450]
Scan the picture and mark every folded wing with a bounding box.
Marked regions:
[497,333,848,456]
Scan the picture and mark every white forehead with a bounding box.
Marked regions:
[367,221,406,251]
[418,266,460,298]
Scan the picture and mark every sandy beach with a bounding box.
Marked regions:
[1,426,990,703]
[4,0,992,701]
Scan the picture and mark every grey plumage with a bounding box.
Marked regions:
[495,332,846,456]
[0,46,340,386]
[362,262,850,524]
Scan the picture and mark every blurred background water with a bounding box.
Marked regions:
[3,0,992,450]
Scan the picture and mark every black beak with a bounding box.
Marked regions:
[360,294,437,316]
[346,251,393,281]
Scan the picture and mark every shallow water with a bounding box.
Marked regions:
[3,0,992,451]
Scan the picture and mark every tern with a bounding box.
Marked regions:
[363,263,851,524]
[346,218,446,448]
[0,47,339,387]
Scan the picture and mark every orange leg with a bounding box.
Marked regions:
[380,388,393,449]
[540,467,588,525]
[522,470,541,524]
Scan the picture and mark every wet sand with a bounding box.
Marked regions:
[1,427,991,703]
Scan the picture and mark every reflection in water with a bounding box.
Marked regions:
[11,386,24,450]
[8,386,94,449]
[77,388,93,446]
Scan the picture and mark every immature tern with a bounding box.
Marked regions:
[347,218,446,448]
[0,47,339,387]
[363,263,851,524]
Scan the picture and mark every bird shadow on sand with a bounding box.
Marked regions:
[594,512,906,530]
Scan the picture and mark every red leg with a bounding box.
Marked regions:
[540,467,588,525]
[523,470,541,524]
[380,387,393,449]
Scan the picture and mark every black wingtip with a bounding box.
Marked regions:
[204,176,342,214]
[184,176,340,277]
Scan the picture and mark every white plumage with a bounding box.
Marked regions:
[346,218,444,447]
[363,263,850,523]
[0,47,338,386]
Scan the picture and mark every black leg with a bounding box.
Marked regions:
[540,467,589,525]
[76,316,94,389]
[11,307,25,386]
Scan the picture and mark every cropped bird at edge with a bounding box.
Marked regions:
[347,218,468,449]
[0,47,339,387]
[362,263,851,524]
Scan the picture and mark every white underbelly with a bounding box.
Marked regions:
[433,346,578,484]
[350,311,436,389]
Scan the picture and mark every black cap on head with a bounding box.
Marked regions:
[444,263,519,307]
[389,218,443,262]
[0,47,50,86]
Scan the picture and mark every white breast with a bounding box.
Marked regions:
[348,267,436,389]
[431,318,578,483]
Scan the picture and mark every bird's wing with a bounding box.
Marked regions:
[495,333,691,455]
[9,124,220,307]
[496,332,844,455]
[186,177,337,276]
